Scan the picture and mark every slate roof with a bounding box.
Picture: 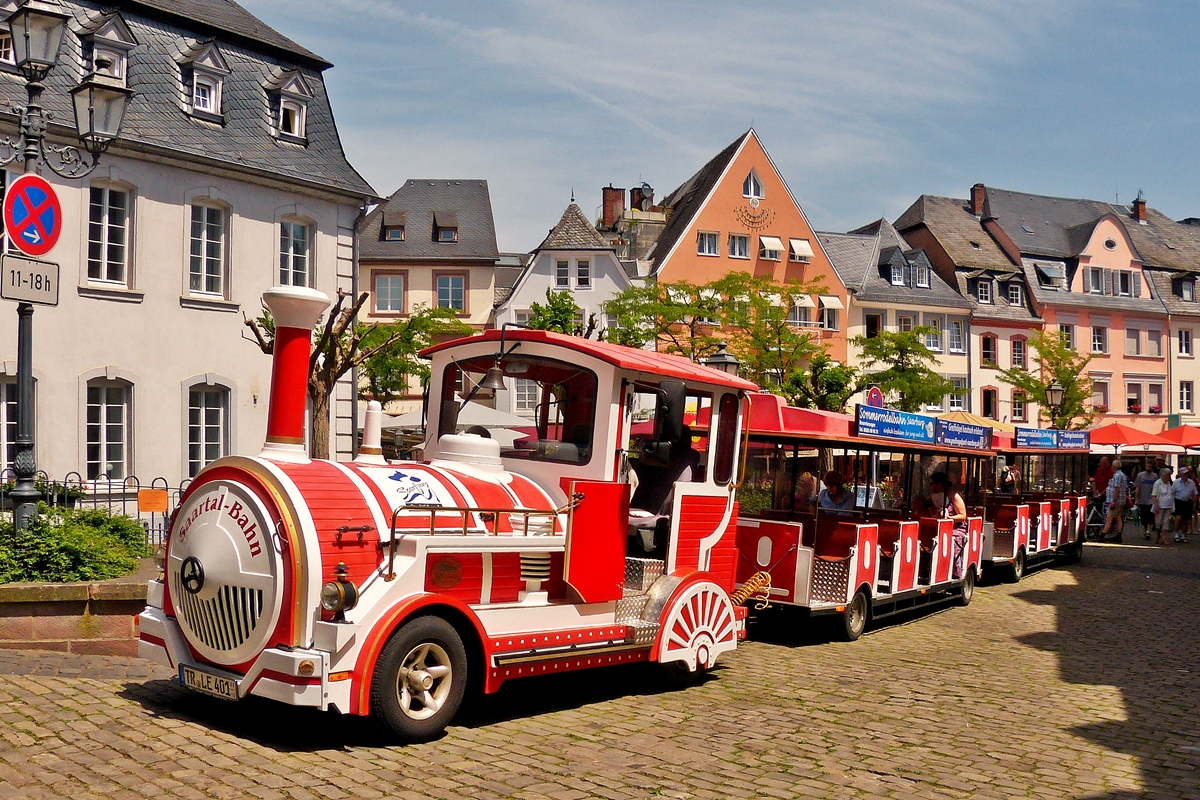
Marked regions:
[894,195,1015,272]
[535,203,613,251]
[646,130,748,269]
[493,253,528,306]
[821,224,970,311]
[1020,258,1167,316]
[360,180,499,262]
[1145,269,1200,318]
[0,1,374,199]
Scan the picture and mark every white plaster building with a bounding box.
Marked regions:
[0,1,374,487]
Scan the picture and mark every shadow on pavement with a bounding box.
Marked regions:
[119,660,714,751]
[1015,543,1200,800]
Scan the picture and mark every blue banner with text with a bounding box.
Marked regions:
[855,405,936,444]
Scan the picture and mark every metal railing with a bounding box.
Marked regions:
[0,470,189,547]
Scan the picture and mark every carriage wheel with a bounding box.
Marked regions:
[957,568,975,606]
[657,580,737,677]
[1007,549,1026,583]
[371,616,467,743]
[840,590,869,642]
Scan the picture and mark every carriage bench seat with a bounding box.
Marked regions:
[877,520,904,558]
[992,504,1020,533]
[813,521,861,561]
[918,517,941,552]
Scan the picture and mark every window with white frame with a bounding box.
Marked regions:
[787,304,810,326]
[1148,383,1164,414]
[86,380,130,480]
[0,27,13,65]
[890,263,904,286]
[742,171,763,199]
[1183,280,1196,302]
[976,279,992,303]
[515,379,539,413]
[897,314,915,333]
[1008,282,1023,305]
[914,262,930,288]
[192,75,220,114]
[1117,271,1133,296]
[1088,268,1103,294]
[1092,381,1109,411]
[1127,383,1143,413]
[555,260,569,288]
[1182,381,1194,413]
[280,99,306,138]
[924,317,943,351]
[576,259,590,288]
[1011,338,1026,369]
[92,46,125,80]
[728,234,749,259]
[189,203,225,295]
[279,220,310,287]
[949,379,967,411]
[759,238,782,260]
[819,305,838,331]
[1092,326,1108,354]
[88,186,129,283]
[1148,329,1162,358]
[948,320,964,352]
[1180,328,1193,356]
[1060,324,1075,350]
[436,274,466,311]
[981,335,998,366]
[925,394,943,412]
[1012,392,1027,422]
[697,232,718,256]
[374,272,404,313]
[514,310,531,327]
[187,386,228,477]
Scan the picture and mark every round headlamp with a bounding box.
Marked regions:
[154,544,167,574]
[321,561,358,618]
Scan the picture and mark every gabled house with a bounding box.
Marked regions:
[646,129,850,360]
[895,189,1043,423]
[359,179,500,332]
[492,202,635,417]
[820,220,973,413]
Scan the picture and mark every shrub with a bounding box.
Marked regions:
[0,504,149,584]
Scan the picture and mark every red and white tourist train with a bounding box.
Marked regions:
[138,286,758,741]
[981,430,1089,581]
[732,396,990,640]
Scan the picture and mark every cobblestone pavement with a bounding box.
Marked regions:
[1,542,1198,800]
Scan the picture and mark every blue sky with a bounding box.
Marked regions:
[247,0,1200,252]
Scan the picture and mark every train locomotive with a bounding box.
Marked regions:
[138,286,758,741]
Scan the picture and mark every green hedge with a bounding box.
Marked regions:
[0,504,150,583]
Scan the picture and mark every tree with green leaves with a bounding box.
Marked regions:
[525,288,597,337]
[851,326,953,412]
[997,331,1096,430]
[714,272,825,390]
[244,290,469,459]
[783,352,860,412]
[601,280,724,361]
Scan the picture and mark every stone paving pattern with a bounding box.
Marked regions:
[0,542,1197,799]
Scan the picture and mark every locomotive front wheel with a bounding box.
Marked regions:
[371,616,467,743]
[958,568,975,606]
[840,591,869,642]
[1007,549,1026,583]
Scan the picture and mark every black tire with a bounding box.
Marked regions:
[371,616,468,743]
[1065,538,1084,564]
[957,568,975,606]
[840,591,869,642]
[659,659,705,687]
[1006,549,1025,583]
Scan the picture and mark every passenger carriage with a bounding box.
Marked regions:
[731,396,990,641]
[982,428,1090,581]
[138,286,757,742]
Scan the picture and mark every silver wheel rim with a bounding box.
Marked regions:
[395,642,453,721]
[850,596,866,634]
[963,572,974,601]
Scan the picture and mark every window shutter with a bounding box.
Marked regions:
[1103,269,1113,295]
[1133,274,1142,297]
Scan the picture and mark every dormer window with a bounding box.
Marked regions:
[976,278,993,304]
[1182,280,1195,302]
[0,26,14,66]
[742,170,763,200]
[192,75,218,113]
[93,46,125,79]
[433,210,459,243]
[266,70,314,143]
[890,263,904,286]
[914,262,930,288]
[383,226,404,241]
[180,41,229,121]
[80,13,136,87]
[1008,282,1024,306]
[437,226,458,242]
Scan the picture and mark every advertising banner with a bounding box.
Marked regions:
[855,404,936,444]
[935,419,992,451]
[1015,427,1058,449]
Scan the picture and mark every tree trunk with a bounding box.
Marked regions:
[309,388,332,460]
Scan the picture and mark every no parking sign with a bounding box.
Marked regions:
[3,174,62,257]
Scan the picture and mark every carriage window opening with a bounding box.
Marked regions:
[440,357,597,465]
[713,394,739,484]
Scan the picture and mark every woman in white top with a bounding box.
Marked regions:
[1151,468,1174,546]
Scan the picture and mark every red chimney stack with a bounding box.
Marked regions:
[260,286,330,462]
[601,185,625,229]
[1133,195,1147,222]
[970,183,986,217]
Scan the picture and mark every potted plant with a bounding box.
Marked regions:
[1128,403,1142,414]
[1149,404,1163,414]
[1095,404,1109,413]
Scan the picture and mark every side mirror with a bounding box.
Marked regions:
[655,379,686,445]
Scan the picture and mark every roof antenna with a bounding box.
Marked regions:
[571,186,575,203]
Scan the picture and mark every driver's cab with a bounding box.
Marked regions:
[421,330,753,576]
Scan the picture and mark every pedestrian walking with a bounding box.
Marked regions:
[1135,460,1158,540]
[1095,456,1114,500]
[1173,466,1196,543]
[1101,458,1129,541]
[1152,468,1174,546]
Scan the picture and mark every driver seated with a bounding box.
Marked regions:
[628,425,702,555]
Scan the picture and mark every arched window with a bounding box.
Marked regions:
[742,171,763,199]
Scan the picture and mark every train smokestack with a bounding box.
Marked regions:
[260,286,330,462]
[355,400,387,465]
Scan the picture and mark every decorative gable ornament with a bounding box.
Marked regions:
[77,11,137,83]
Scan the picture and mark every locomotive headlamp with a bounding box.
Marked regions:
[320,561,358,621]
[154,544,167,576]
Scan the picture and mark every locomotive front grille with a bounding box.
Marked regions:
[172,572,265,653]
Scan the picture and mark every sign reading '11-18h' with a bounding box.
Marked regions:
[0,173,61,306]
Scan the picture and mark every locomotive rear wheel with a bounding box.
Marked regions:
[840,591,869,642]
[371,616,467,743]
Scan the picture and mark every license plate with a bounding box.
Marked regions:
[180,665,239,701]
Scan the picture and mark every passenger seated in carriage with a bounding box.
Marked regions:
[628,425,703,555]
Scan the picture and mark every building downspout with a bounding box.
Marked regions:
[350,200,369,459]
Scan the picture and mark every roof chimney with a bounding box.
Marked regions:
[601,185,625,229]
[259,286,330,463]
[1132,192,1147,223]
[970,183,986,217]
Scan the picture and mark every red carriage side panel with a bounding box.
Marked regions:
[895,521,919,592]
[563,481,628,603]
[736,519,800,601]
[1037,502,1053,551]
[1057,499,1072,546]
[1075,496,1087,540]
[1017,505,1031,552]
[934,519,954,584]
[966,517,983,572]
[706,501,739,591]
[671,494,732,578]
[854,524,879,594]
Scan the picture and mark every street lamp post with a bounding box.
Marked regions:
[702,342,741,377]
[0,0,130,530]
[1045,380,1065,431]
